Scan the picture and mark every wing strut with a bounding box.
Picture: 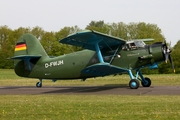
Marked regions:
[109,44,121,64]
[95,42,104,63]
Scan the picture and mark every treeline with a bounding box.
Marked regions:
[0,21,179,74]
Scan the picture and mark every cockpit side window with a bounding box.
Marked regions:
[122,43,137,50]
[129,43,137,49]
[122,41,146,51]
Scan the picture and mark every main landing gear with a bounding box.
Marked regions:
[128,69,151,89]
[36,79,57,88]
[36,79,42,88]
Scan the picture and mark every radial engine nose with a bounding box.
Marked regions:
[162,43,175,72]
[162,43,172,63]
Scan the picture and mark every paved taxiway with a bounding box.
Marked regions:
[0,86,180,95]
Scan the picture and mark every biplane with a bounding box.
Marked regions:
[10,30,174,89]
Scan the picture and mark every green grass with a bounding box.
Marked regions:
[0,95,180,120]
[0,69,180,120]
[0,69,179,86]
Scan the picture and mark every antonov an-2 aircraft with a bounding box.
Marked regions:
[10,30,174,89]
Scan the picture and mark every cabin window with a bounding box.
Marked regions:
[122,44,129,50]
[129,43,137,49]
[122,41,145,51]
[122,43,136,50]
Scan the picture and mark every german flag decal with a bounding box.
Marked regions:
[15,42,27,51]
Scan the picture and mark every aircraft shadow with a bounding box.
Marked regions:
[42,84,129,94]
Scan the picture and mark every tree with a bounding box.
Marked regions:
[0,26,13,68]
[171,40,180,73]
[126,22,165,43]
[55,26,82,54]
[40,32,60,56]
[31,26,45,40]
[109,22,128,39]
[86,20,111,34]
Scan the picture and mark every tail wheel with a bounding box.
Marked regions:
[129,79,139,89]
[141,77,151,87]
[36,82,42,88]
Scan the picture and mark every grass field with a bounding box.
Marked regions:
[1,95,180,120]
[0,69,180,86]
[0,69,180,120]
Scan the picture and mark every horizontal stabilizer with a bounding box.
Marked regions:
[81,63,128,76]
[10,55,41,71]
[10,55,41,60]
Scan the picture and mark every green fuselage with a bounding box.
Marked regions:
[14,44,164,80]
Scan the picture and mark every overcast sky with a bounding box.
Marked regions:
[0,0,179,46]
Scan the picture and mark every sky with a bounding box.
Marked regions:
[0,0,180,46]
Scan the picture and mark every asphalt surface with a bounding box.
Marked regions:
[0,86,180,95]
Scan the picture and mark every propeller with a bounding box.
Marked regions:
[163,40,175,73]
[169,54,175,73]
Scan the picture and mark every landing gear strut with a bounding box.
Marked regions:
[128,69,151,89]
[36,79,42,88]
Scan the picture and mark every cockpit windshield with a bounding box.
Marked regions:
[122,40,146,50]
[134,41,146,48]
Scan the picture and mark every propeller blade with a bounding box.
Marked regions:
[165,53,169,63]
[169,55,175,73]
[163,41,171,63]
[162,41,175,73]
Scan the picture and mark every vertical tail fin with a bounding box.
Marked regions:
[14,33,48,57]
[11,34,48,77]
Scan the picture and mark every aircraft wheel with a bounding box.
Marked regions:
[36,82,42,88]
[141,77,151,87]
[129,79,139,89]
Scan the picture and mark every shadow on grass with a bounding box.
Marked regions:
[43,84,129,94]
[0,84,132,95]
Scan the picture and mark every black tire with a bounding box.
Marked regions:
[129,79,139,89]
[36,82,42,88]
[141,77,151,87]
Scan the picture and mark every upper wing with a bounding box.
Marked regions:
[59,30,126,51]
